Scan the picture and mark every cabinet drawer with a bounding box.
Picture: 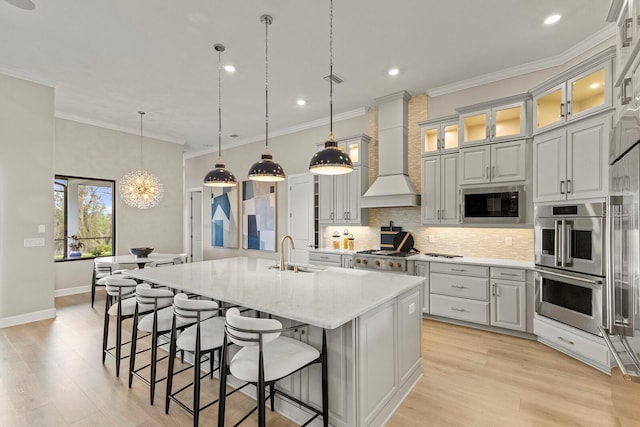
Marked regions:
[534,318,609,367]
[430,262,489,277]
[491,267,526,281]
[430,294,490,325]
[309,252,342,265]
[430,273,489,300]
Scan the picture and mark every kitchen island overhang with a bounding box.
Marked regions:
[126,257,424,427]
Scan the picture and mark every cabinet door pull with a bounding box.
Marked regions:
[623,17,633,47]
[451,307,466,312]
[500,272,519,277]
[451,285,466,289]
[330,212,334,220]
[566,100,571,116]
[485,125,490,140]
[492,284,498,296]
[566,179,572,194]
[486,166,490,179]
[437,209,441,220]
[622,78,632,105]
[560,103,565,118]
[451,268,466,272]
[492,166,496,179]
[560,180,565,194]
[557,336,575,345]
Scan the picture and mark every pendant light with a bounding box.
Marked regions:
[204,43,238,187]
[309,0,353,175]
[119,111,164,209]
[248,14,286,182]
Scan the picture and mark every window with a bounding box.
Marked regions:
[54,175,115,261]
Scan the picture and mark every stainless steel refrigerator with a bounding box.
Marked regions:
[602,107,640,383]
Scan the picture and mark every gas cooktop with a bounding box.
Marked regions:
[356,250,413,258]
[423,252,463,259]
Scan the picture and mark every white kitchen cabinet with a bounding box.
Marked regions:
[531,48,614,134]
[490,267,526,332]
[413,261,430,313]
[288,173,316,250]
[318,167,368,225]
[421,153,458,225]
[459,140,527,185]
[608,0,640,88]
[534,315,610,373]
[457,95,530,145]
[533,113,611,202]
[318,134,369,226]
[418,115,459,156]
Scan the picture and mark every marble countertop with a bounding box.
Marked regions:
[407,254,533,269]
[125,257,424,330]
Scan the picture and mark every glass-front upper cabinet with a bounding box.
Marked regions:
[532,48,613,134]
[322,134,370,167]
[419,115,459,156]
[457,95,530,145]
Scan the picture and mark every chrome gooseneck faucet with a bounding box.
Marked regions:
[279,234,296,271]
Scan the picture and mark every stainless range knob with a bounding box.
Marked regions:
[374,260,380,266]
[355,258,361,264]
[396,262,402,268]
[362,259,368,265]
[387,261,394,267]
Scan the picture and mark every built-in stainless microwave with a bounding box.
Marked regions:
[460,185,525,224]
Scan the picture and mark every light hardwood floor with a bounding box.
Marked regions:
[0,292,639,426]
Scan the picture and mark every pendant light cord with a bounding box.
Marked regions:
[139,111,145,170]
[218,47,223,159]
[329,0,333,137]
[264,15,270,150]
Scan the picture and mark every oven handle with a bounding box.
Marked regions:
[564,220,573,267]
[554,220,561,267]
[532,268,603,285]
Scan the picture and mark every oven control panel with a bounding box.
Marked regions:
[353,256,407,273]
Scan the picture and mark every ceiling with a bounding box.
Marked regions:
[0,0,614,155]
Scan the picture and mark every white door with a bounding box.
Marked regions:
[288,173,315,250]
[421,156,441,224]
[317,175,334,224]
[533,129,566,202]
[491,140,527,183]
[189,190,203,262]
[440,153,459,224]
[566,115,610,200]
[459,145,490,185]
[490,279,526,332]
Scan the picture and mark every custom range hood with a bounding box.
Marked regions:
[361,91,420,208]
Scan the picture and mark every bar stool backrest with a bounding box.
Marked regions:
[105,276,137,298]
[173,293,219,323]
[135,283,174,308]
[225,307,282,347]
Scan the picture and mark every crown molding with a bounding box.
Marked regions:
[55,111,185,145]
[0,64,57,87]
[183,107,368,159]
[426,24,616,98]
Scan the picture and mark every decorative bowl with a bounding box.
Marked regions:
[129,247,154,258]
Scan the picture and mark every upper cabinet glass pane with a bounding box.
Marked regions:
[571,69,605,116]
[442,124,459,150]
[536,88,563,129]
[424,128,439,152]
[463,113,487,143]
[494,106,521,138]
[348,143,359,163]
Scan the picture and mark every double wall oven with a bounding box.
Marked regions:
[534,202,606,336]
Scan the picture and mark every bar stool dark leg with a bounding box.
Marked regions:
[149,313,159,405]
[217,334,228,427]
[115,298,123,377]
[128,306,139,387]
[102,295,110,364]
[322,329,329,427]
[165,318,177,414]
[193,327,202,426]
[258,347,266,427]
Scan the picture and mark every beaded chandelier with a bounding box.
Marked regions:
[119,111,164,209]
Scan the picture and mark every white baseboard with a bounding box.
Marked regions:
[54,285,91,298]
[0,308,56,328]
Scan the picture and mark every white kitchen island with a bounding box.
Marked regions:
[126,257,424,427]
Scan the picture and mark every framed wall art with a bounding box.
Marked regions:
[211,186,239,249]
[242,180,276,251]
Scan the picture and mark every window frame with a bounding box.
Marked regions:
[54,174,116,262]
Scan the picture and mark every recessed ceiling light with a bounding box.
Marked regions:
[224,65,236,73]
[5,0,35,10]
[544,14,561,25]
[388,68,400,76]
[589,83,600,89]
[297,99,306,106]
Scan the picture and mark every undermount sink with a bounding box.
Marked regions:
[268,264,326,273]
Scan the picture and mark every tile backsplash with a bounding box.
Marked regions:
[322,207,533,261]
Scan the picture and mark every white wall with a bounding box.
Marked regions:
[0,74,56,325]
[184,114,369,261]
[54,118,184,292]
